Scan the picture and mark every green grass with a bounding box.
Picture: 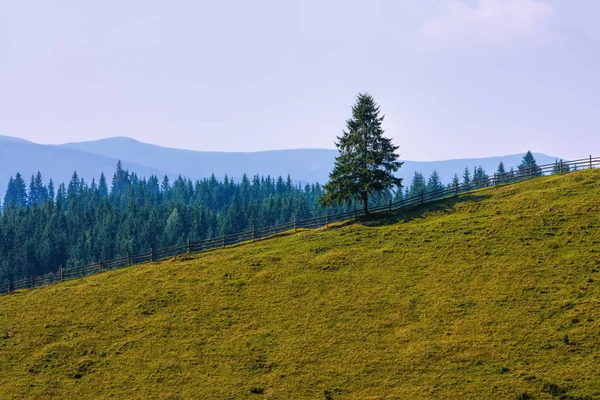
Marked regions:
[1,170,600,399]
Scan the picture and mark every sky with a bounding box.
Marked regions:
[1,0,599,161]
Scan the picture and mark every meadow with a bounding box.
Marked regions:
[0,170,599,399]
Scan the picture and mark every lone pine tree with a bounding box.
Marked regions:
[320,93,403,215]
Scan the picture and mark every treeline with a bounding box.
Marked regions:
[403,152,571,200]
[0,162,397,282]
[0,152,570,282]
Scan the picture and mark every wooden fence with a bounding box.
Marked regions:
[1,156,598,295]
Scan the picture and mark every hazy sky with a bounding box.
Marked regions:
[1,0,599,160]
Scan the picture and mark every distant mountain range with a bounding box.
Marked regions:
[0,135,562,195]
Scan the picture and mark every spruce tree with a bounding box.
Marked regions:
[473,166,489,189]
[496,161,506,184]
[320,93,403,215]
[5,173,29,208]
[48,179,55,203]
[29,175,37,206]
[552,159,570,174]
[407,172,426,199]
[161,176,170,194]
[35,172,48,204]
[98,173,109,199]
[112,161,129,195]
[497,161,506,175]
[451,173,460,189]
[462,167,471,190]
[426,170,443,198]
[518,150,543,177]
[67,172,80,201]
[3,176,15,209]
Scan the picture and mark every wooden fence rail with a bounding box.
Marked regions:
[1,156,598,295]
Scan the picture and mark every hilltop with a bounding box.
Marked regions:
[0,170,599,399]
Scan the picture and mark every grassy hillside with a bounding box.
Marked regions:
[1,170,600,399]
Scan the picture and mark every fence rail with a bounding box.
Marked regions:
[1,156,598,296]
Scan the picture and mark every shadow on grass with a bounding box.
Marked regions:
[326,192,493,230]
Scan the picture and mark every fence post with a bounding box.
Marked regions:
[560,160,563,174]
[7,280,10,294]
[590,155,593,169]
[150,247,154,262]
[60,268,64,282]
[127,252,131,266]
[293,219,296,233]
[187,238,191,254]
[529,165,533,178]
[31,276,34,289]
[421,190,424,205]
[326,213,329,229]
[493,173,497,187]
[222,235,225,247]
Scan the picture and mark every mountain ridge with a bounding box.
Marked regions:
[1,135,563,196]
[59,136,562,183]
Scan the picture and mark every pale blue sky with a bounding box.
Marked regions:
[1,0,598,160]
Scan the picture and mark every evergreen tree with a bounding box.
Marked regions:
[451,173,460,189]
[15,173,28,208]
[496,161,506,176]
[320,93,403,215]
[112,161,129,195]
[67,172,80,201]
[98,173,109,199]
[29,175,37,206]
[552,159,570,174]
[28,171,48,206]
[48,179,55,203]
[473,166,489,189]
[164,208,185,245]
[496,161,506,184]
[4,173,28,209]
[518,150,543,177]
[426,170,443,198]
[161,176,171,194]
[36,172,48,204]
[407,172,426,198]
[462,167,471,191]
[56,183,67,210]
[3,176,15,210]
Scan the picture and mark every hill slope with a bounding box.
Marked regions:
[1,171,599,399]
